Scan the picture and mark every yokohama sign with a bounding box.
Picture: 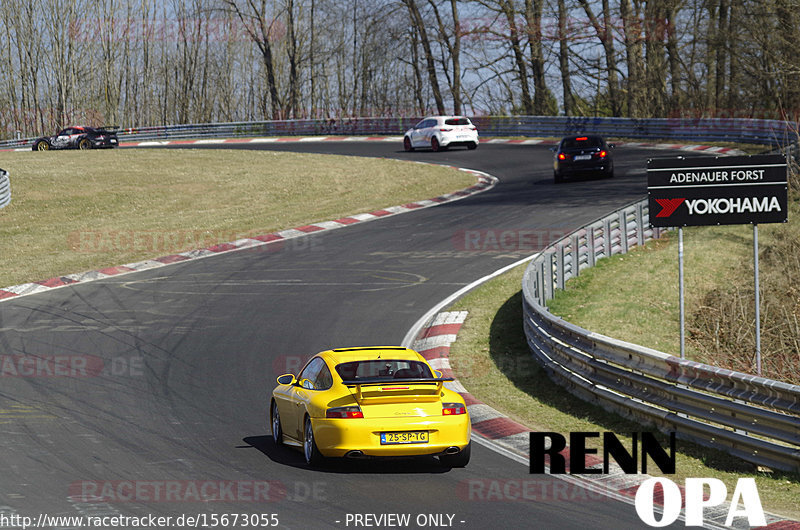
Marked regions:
[647,154,788,227]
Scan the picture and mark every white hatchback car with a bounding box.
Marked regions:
[403,116,479,152]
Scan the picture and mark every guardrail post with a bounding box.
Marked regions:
[636,203,646,246]
[545,252,555,301]
[535,261,544,305]
[572,234,580,276]
[619,211,629,253]
[557,244,566,290]
[603,218,612,257]
[588,226,596,267]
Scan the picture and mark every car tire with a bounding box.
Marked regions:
[271,400,283,446]
[467,142,477,150]
[303,416,326,466]
[33,140,50,151]
[403,137,414,152]
[431,137,441,152]
[78,138,92,150]
[439,442,471,468]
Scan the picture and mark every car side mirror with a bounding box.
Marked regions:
[608,143,616,149]
[276,373,296,385]
[433,370,444,379]
[299,378,316,390]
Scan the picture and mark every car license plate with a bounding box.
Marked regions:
[574,154,592,161]
[380,431,429,445]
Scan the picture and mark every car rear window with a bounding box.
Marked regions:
[336,360,433,381]
[445,118,471,126]
[563,137,603,149]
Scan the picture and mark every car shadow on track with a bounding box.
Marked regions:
[242,436,450,474]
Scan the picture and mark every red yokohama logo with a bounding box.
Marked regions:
[654,198,685,218]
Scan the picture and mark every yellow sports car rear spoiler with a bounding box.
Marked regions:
[341,377,453,403]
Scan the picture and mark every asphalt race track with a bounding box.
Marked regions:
[0,142,684,529]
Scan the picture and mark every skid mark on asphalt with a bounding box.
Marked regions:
[113,268,430,295]
[0,404,55,423]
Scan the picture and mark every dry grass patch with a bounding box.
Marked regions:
[0,148,474,287]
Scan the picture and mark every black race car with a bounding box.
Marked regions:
[552,135,614,183]
[32,126,119,151]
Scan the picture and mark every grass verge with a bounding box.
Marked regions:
[546,203,800,384]
[0,148,475,287]
[448,262,800,519]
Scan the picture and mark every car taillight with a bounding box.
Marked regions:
[442,403,466,416]
[326,406,364,418]
[440,128,453,132]
[558,153,566,160]
[598,150,607,158]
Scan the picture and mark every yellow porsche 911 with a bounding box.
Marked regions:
[270,346,471,467]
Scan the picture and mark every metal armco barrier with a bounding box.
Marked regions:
[522,200,800,473]
[1,115,798,148]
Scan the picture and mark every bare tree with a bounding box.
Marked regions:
[403,0,445,114]
[222,0,283,118]
[578,0,621,116]
[427,0,462,114]
[523,0,549,115]
[557,0,574,115]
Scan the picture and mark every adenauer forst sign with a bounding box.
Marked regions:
[647,154,788,227]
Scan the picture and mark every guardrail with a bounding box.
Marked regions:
[521,200,800,473]
[1,115,797,149]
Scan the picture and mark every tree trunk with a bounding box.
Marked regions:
[665,0,682,113]
[620,0,644,117]
[644,0,668,117]
[498,0,532,114]
[557,0,573,116]
[715,0,729,112]
[286,0,299,118]
[525,0,548,114]
[578,0,621,116]
[403,0,445,114]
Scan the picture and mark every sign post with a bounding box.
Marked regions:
[647,155,788,375]
[678,227,685,359]
[754,224,761,375]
